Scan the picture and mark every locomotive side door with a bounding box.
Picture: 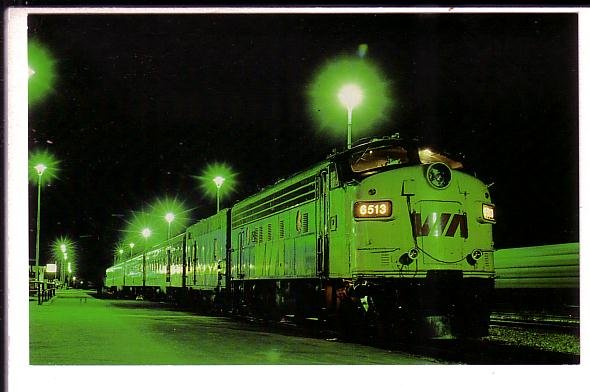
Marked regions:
[237,229,245,279]
[316,168,329,276]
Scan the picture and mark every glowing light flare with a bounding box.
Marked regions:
[35,163,47,176]
[29,150,60,186]
[307,56,393,138]
[28,39,57,105]
[194,162,238,203]
[141,228,152,239]
[165,212,175,223]
[338,84,363,110]
[120,210,160,252]
[50,236,77,272]
[213,176,225,189]
[148,195,190,239]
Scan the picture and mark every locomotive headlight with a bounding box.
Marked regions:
[467,249,483,266]
[426,162,452,189]
[354,200,393,218]
[482,203,496,222]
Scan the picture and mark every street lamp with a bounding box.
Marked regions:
[307,56,392,144]
[34,163,47,283]
[129,242,135,258]
[213,176,225,213]
[30,150,59,288]
[62,252,68,286]
[59,242,67,284]
[67,262,72,286]
[165,212,175,240]
[338,83,363,149]
[195,162,237,214]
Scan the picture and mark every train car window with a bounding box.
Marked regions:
[329,164,339,189]
[350,146,409,173]
[418,148,463,169]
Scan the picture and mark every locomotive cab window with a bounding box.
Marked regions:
[350,146,409,173]
[418,148,463,169]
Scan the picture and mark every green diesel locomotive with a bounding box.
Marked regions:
[106,135,496,338]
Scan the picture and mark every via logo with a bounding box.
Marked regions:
[411,212,468,238]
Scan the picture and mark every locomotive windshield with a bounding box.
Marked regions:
[418,147,463,169]
[350,145,410,173]
[340,138,466,179]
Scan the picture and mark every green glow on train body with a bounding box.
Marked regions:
[105,136,496,338]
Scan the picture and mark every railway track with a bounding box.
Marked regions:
[489,312,580,334]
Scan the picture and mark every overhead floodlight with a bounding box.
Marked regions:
[338,84,363,111]
[213,176,225,189]
[165,212,175,224]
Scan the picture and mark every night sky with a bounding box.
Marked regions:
[26,12,579,283]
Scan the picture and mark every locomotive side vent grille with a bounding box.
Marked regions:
[258,227,263,243]
[302,213,309,233]
[267,223,272,241]
[279,220,285,238]
[381,253,391,264]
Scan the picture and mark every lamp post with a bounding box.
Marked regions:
[67,262,72,286]
[125,243,134,288]
[338,84,363,149]
[59,243,66,284]
[165,212,175,240]
[141,228,151,291]
[62,252,68,286]
[34,163,47,283]
[213,176,225,213]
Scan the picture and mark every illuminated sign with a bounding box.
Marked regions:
[46,263,57,273]
[353,200,392,218]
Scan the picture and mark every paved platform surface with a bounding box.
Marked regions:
[29,289,440,365]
